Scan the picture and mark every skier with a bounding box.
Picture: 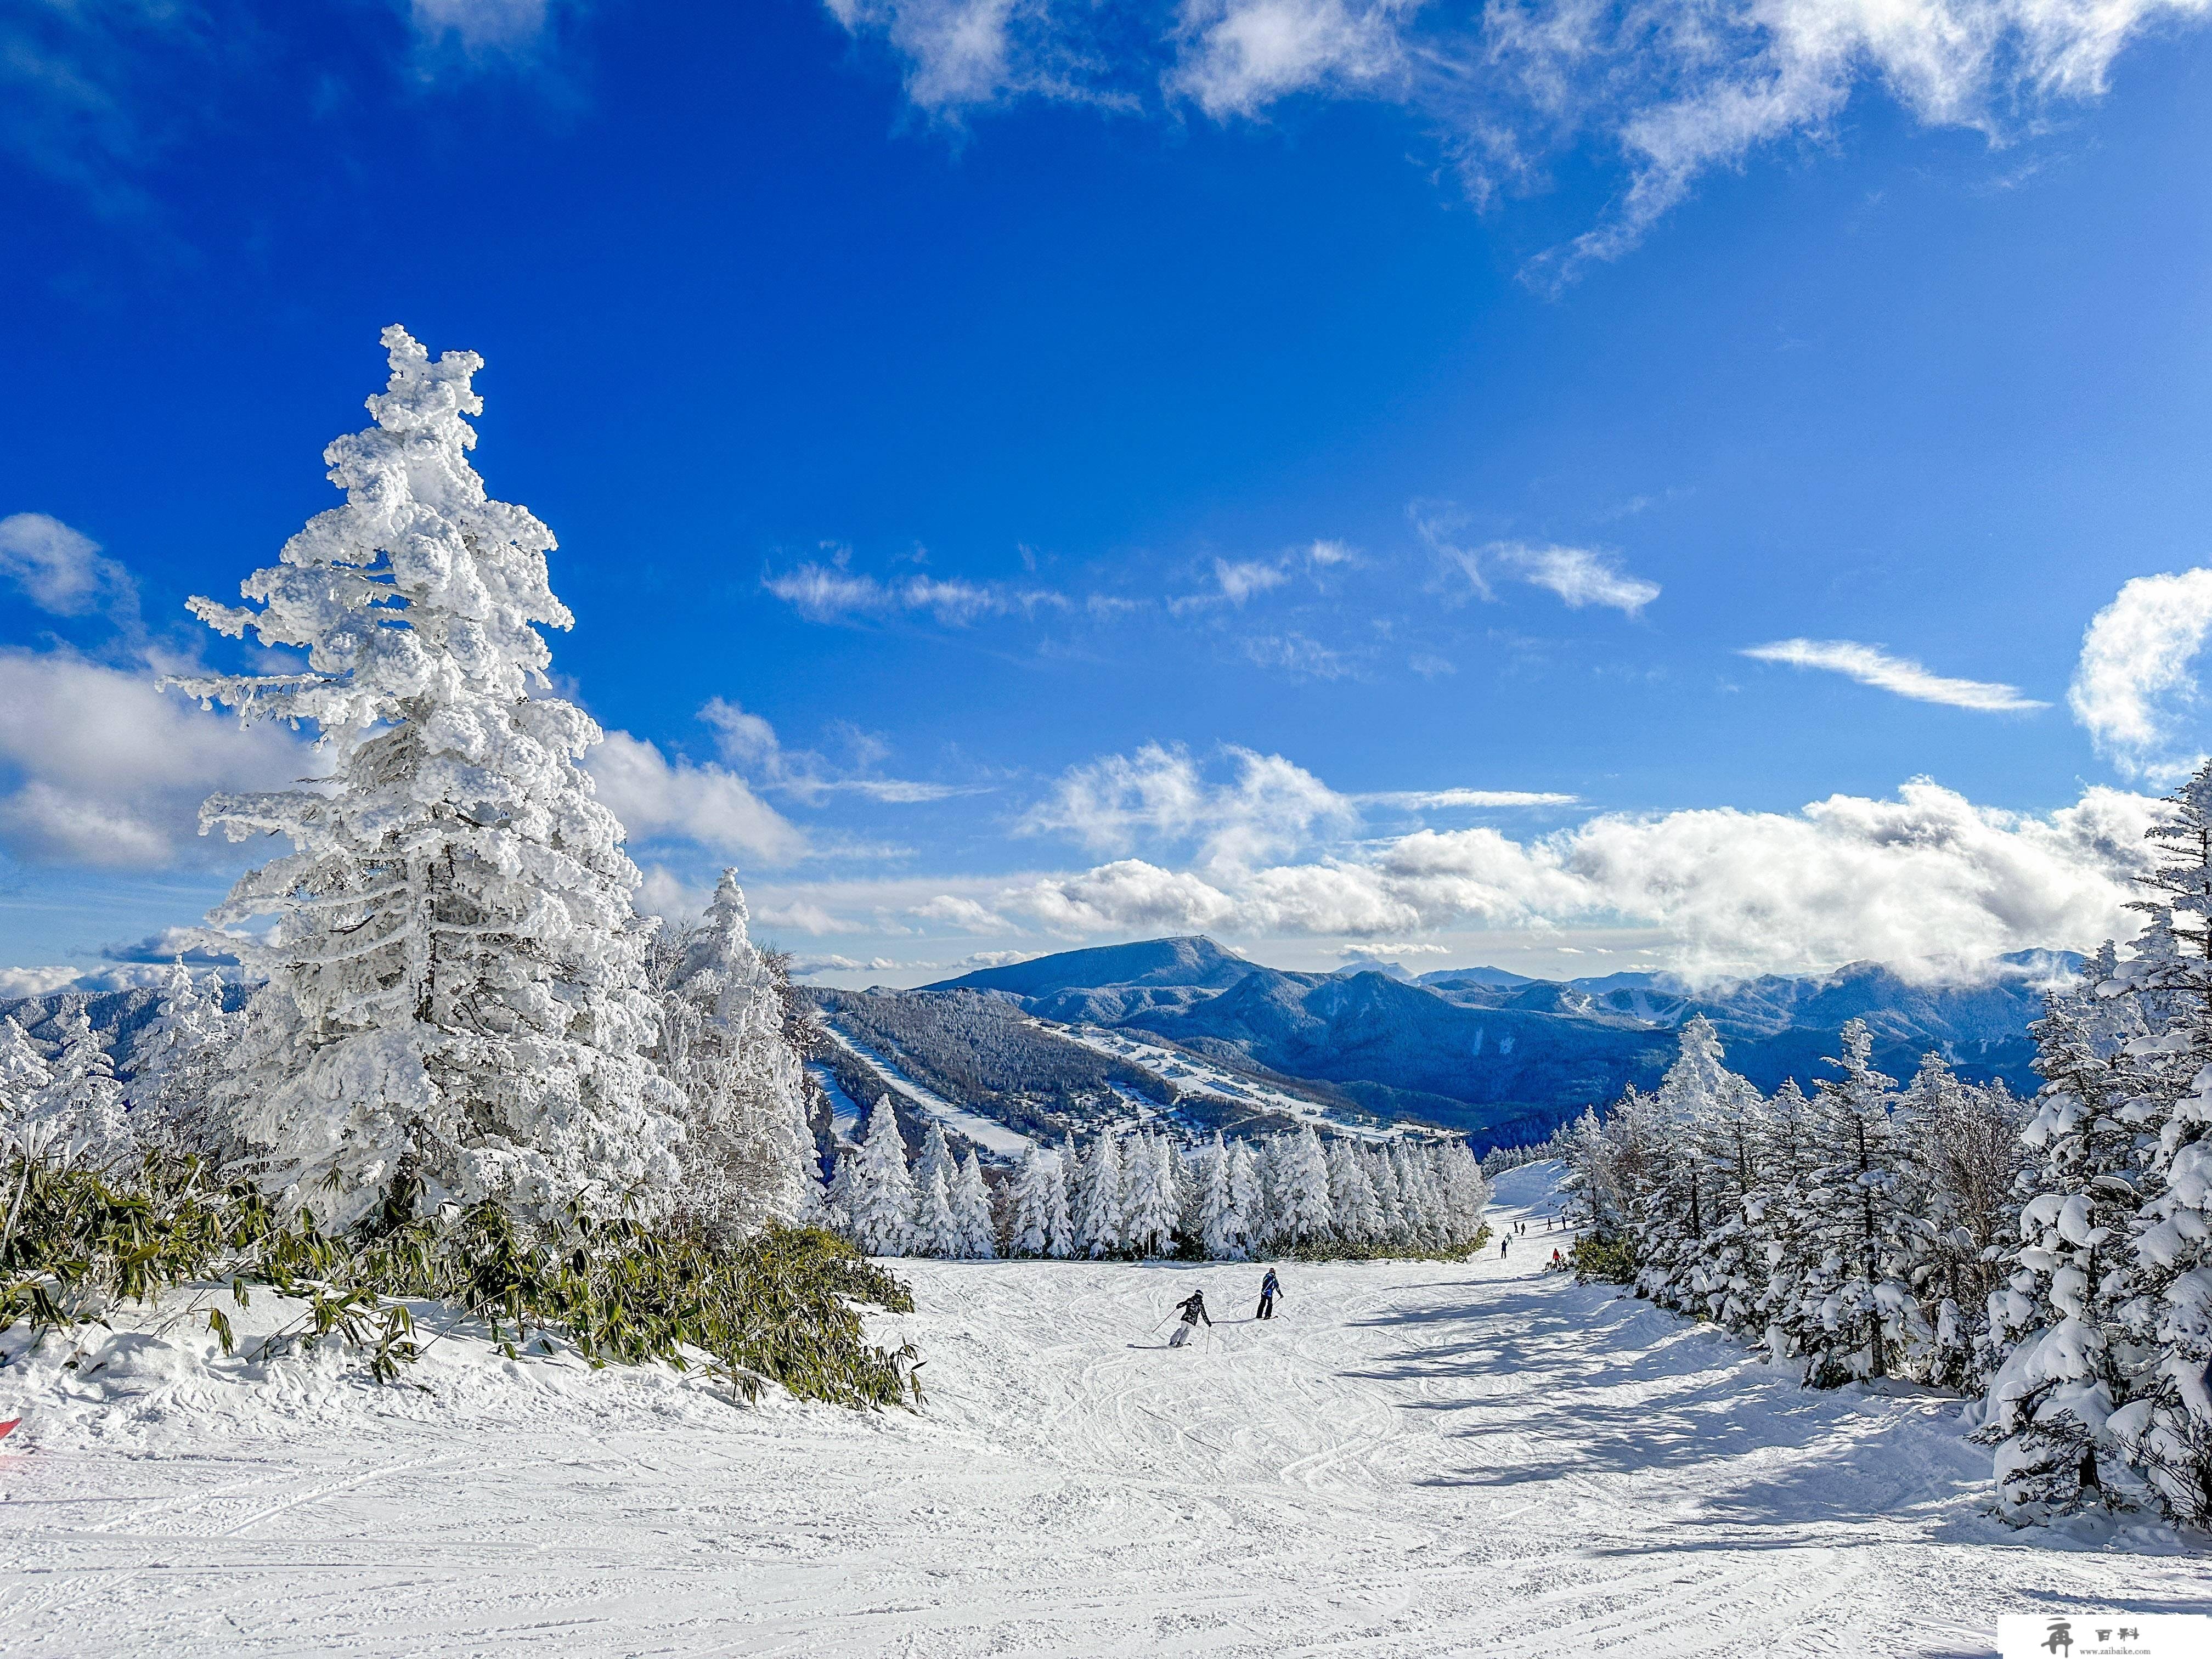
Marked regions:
[1256,1266,1282,1321]
[1500,1234,1510,1259]
[1168,1289,1212,1348]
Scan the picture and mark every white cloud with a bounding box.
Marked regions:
[1341,940,1451,958]
[827,0,2210,280]
[0,513,137,623]
[1214,557,1291,605]
[764,559,1066,625]
[791,953,904,975]
[0,966,91,1000]
[1501,544,1660,616]
[1306,539,1356,568]
[1361,788,1579,809]
[2069,569,2212,781]
[1001,778,2165,981]
[1019,742,1356,871]
[408,0,565,55]
[1743,637,2046,713]
[1172,0,1412,117]
[586,730,808,864]
[1241,632,1351,679]
[0,647,312,870]
[695,695,970,805]
[754,900,868,935]
[956,948,1037,969]
[912,894,1012,931]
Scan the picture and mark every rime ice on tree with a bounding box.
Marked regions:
[173,326,682,1229]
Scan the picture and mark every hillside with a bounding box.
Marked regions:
[918,936,2067,1146]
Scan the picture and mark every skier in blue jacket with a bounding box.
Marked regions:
[1256,1267,1282,1320]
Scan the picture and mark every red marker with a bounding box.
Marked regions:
[0,1419,18,1439]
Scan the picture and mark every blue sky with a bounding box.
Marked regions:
[5,0,2212,991]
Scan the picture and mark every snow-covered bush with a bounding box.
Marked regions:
[171,326,682,1232]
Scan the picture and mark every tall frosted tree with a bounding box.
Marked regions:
[952,1150,998,1259]
[655,870,819,1235]
[1326,1137,1383,1243]
[172,326,681,1231]
[840,1096,916,1256]
[1073,1131,1126,1258]
[126,963,241,1155]
[912,1160,960,1257]
[1007,1145,1073,1257]
[0,1018,53,1151]
[1267,1127,1334,1249]
[1123,1132,1180,1257]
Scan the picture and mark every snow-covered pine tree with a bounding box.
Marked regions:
[172,326,681,1231]
[1226,1136,1261,1257]
[842,1095,917,1256]
[1980,945,2156,1516]
[952,1150,998,1259]
[1793,1019,1916,1386]
[1073,1131,1126,1258]
[20,1007,132,1166]
[1748,1076,1819,1362]
[913,1125,956,1221]
[1435,1139,1491,1246]
[2101,764,2212,1525]
[1632,1016,1746,1313]
[1006,1146,1059,1256]
[1367,1139,1407,1240]
[1325,1136,1383,1243]
[1268,1127,1334,1249]
[912,1160,960,1257]
[1123,1132,1179,1257]
[1893,1054,2031,1388]
[655,870,818,1236]
[1194,1133,1243,1259]
[125,962,241,1156]
[0,1017,53,1152]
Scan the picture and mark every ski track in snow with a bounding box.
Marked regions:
[816,1023,1035,1158]
[2,1164,2204,1656]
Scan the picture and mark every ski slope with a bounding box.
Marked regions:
[2,1163,2204,1656]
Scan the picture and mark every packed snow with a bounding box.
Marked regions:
[4,1163,2202,1656]
[1058,1021,1409,1141]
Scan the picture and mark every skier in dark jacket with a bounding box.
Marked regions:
[1256,1267,1282,1320]
[1168,1289,1212,1348]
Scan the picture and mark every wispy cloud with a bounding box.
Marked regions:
[765,556,1069,625]
[826,0,2210,282]
[1743,638,2046,713]
[1500,544,1660,616]
[1360,788,1577,810]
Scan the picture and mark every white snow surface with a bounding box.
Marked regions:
[1058,1022,1414,1141]
[3,1161,2204,1656]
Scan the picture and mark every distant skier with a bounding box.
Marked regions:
[1168,1289,1212,1348]
[1256,1267,1282,1321]
[1500,1234,1510,1259]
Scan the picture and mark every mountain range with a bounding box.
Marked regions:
[927,937,2070,1146]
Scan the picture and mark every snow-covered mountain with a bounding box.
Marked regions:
[922,937,2072,1147]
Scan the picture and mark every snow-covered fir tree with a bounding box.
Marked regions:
[1266,1127,1334,1249]
[0,1017,54,1153]
[1006,1145,1073,1257]
[654,870,820,1235]
[952,1150,998,1259]
[1326,1137,1383,1243]
[840,1096,916,1256]
[125,962,241,1156]
[18,1007,133,1166]
[1072,1131,1126,1258]
[912,1159,960,1257]
[1123,1132,1180,1258]
[172,326,681,1230]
